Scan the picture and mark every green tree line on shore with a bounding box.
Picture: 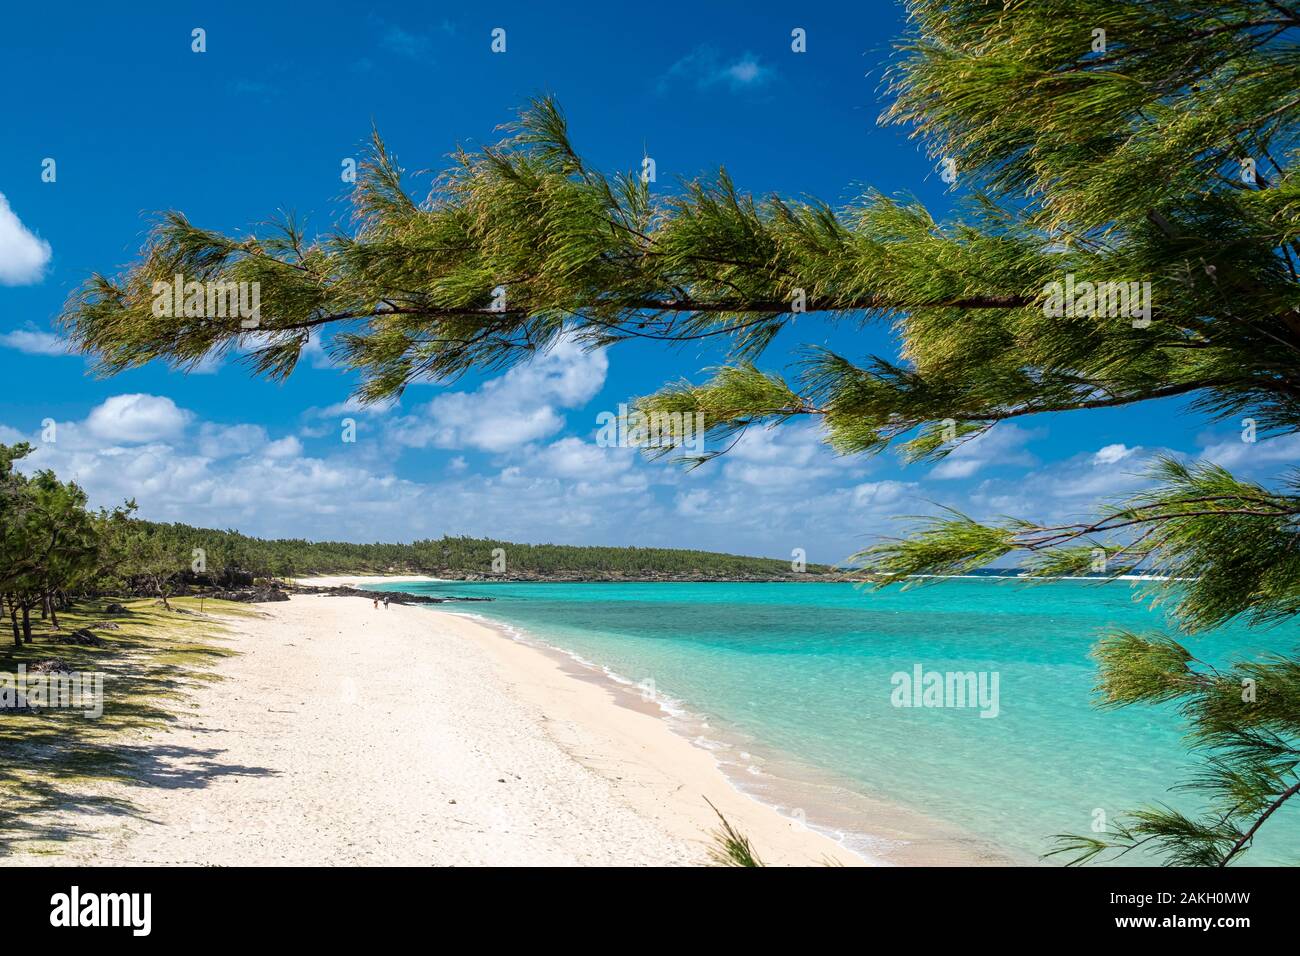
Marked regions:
[0,443,202,640]
[123,521,828,579]
[0,443,117,645]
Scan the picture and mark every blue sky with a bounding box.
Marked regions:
[0,0,1289,562]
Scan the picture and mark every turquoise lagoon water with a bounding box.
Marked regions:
[377,578,1299,865]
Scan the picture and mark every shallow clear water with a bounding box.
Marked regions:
[378,578,1299,865]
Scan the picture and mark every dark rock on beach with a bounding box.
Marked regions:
[206,586,292,603]
[55,628,108,647]
[287,584,493,605]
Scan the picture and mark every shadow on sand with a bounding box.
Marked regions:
[0,598,273,856]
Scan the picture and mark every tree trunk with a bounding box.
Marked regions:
[21,603,32,644]
[156,579,172,610]
[48,594,60,630]
[9,599,21,647]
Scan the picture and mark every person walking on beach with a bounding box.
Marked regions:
[373,597,378,609]
[382,596,390,610]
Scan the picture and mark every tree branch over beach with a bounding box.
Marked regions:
[58,0,1300,863]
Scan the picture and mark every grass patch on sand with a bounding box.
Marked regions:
[0,596,253,856]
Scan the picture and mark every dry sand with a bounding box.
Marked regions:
[293,574,450,588]
[17,592,863,866]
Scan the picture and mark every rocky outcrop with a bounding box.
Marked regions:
[205,586,291,603]
[286,585,492,604]
[55,628,107,647]
[186,584,490,605]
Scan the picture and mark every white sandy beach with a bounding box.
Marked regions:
[15,588,864,866]
[295,574,452,588]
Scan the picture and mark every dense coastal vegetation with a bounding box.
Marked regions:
[126,521,835,581]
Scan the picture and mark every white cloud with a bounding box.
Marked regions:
[15,372,1300,566]
[851,480,917,508]
[391,335,608,453]
[674,488,713,517]
[659,47,774,93]
[1093,443,1135,465]
[197,424,302,461]
[1200,432,1300,471]
[929,425,1039,480]
[725,57,763,86]
[311,396,396,419]
[301,331,335,369]
[968,442,1172,525]
[1047,445,1160,499]
[0,194,53,286]
[0,328,68,355]
[198,423,269,459]
[185,352,225,375]
[534,436,635,481]
[5,392,905,563]
[720,423,858,490]
[86,394,192,444]
[412,397,564,453]
[265,435,303,458]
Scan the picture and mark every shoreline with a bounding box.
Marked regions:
[446,607,1022,866]
[438,605,872,866]
[293,573,454,587]
[299,575,1018,866]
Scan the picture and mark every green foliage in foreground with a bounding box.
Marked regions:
[1046,632,1300,866]
[705,799,765,867]
[53,1,1300,863]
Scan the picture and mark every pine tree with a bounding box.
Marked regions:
[58,1,1300,863]
[0,444,112,643]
